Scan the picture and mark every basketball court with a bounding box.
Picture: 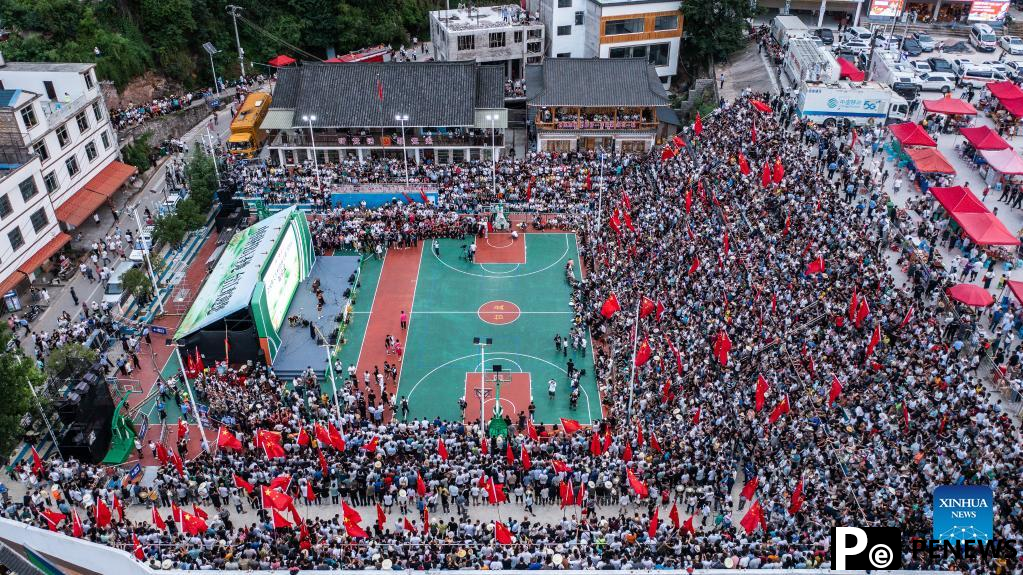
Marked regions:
[343,231,600,425]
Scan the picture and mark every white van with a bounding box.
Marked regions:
[103,261,140,309]
[958,66,1007,87]
[970,24,997,52]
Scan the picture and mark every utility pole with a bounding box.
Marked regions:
[227,5,246,77]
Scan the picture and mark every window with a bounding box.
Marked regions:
[527,41,543,53]
[30,209,48,233]
[557,52,571,58]
[610,45,650,58]
[56,125,70,148]
[43,171,59,194]
[558,0,571,6]
[76,111,90,133]
[101,131,111,149]
[457,35,475,51]
[32,141,49,162]
[514,31,523,43]
[19,177,39,202]
[8,228,24,251]
[85,142,98,162]
[528,29,542,39]
[84,70,95,89]
[654,15,678,31]
[66,156,80,178]
[489,32,506,48]
[20,107,38,130]
[604,18,644,35]
[0,195,11,219]
[575,11,584,25]
[648,42,671,66]
[557,25,572,36]
[92,102,103,122]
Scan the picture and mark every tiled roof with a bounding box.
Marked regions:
[269,61,502,128]
[527,58,670,107]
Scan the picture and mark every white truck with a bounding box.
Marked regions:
[870,52,921,88]
[796,81,910,126]
[783,37,841,85]
[771,15,809,46]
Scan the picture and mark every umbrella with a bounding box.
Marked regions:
[946,283,994,307]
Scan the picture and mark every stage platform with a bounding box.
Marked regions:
[272,256,360,380]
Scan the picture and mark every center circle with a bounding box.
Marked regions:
[478,300,521,325]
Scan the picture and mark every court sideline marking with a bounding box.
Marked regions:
[390,245,424,411]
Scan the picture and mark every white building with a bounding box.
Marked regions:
[429,5,545,81]
[530,0,683,85]
[0,56,135,302]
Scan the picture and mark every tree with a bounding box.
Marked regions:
[122,132,154,173]
[185,148,218,213]
[121,268,154,304]
[0,327,44,456]
[43,342,98,381]
[681,0,757,75]
[152,213,187,248]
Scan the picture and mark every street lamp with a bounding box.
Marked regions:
[7,341,63,460]
[301,115,322,191]
[484,114,498,196]
[129,205,164,315]
[394,114,410,186]
[472,337,492,432]
[202,42,221,96]
[171,344,210,454]
[310,323,344,426]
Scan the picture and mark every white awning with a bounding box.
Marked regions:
[260,110,294,130]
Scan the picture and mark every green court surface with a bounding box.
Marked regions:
[332,255,384,372]
[399,233,599,423]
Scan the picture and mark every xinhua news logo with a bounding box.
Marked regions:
[831,527,903,570]
[932,485,993,543]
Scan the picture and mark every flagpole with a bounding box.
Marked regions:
[173,345,210,454]
[626,298,641,421]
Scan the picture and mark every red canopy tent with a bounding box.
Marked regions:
[946,283,994,307]
[888,122,937,147]
[268,55,296,67]
[921,96,977,116]
[987,81,1023,100]
[836,58,865,81]
[980,148,1023,174]
[959,126,1010,150]
[930,186,1021,246]
[1000,97,1023,117]
[1007,280,1023,304]
[905,147,956,174]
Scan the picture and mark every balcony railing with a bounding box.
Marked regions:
[285,131,505,148]
[40,90,97,124]
[535,119,658,131]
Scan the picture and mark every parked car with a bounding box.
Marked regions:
[981,60,1010,75]
[957,66,1007,87]
[1004,60,1023,80]
[814,28,834,45]
[912,32,937,52]
[950,58,976,76]
[969,23,997,52]
[910,60,932,74]
[843,26,872,43]
[928,57,953,73]
[902,38,924,57]
[1000,35,1023,55]
[918,71,957,93]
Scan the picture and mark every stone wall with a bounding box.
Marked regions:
[675,78,717,121]
[117,105,212,149]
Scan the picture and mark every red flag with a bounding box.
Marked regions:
[655,300,665,322]
[755,375,769,412]
[362,436,379,453]
[622,442,633,462]
[667,338,683,375]
[805,256,825,275]
[649,433,661,453]
[416,473,427,496]
[760,162,771,188]
[376,77,384,101]
[526,418,539,441]
[903,404,911,431]
[192,505,208,520]
[627,468,648,498]
[866,323,881,358]
[622,210,635,233]
[438,438,449,461]
[769,396,790,424]
[660,146,675,161]
[177,418,187,439]
[692,407,701,425]
[789,479,805,515]
[171,502,182,523]
[270,475,292,492]
[481,436,489,455]
[41,509,65,531]
[422,508,430,534]
[317,447,329,476]
[687,257,700,275]
[95,499,112,528]
[741,476,758,500]
[344,515,368,538]
[772,157,784,183]
[376,504,386,530]
[694,112,703,136]
[132,533,145,560]
[71,509,83,537]
[589,432,603,456]
[487,478,506,504]
[505,442,515,465]
[683,514,695,534]
[272,508,292,529]
[600,293,621,319]
[603,428,612,452]
[495,521,513,544]
[899,305,915,329]
[296,427,309,447]
[669,503,680,529]
[783,213,791,236]
[751,121,757,143]
[261,487,293,511]
[738,153,751,175]
[233,474,254,493]
[848,287,859,322]
[639,296,656,318]
[156,443,169,465]
[314,423,330,446]
[713,331,732,366]
[648,508,659,538]
[521,446,531,471]
[30,446,44,475]
[829,375,843,407]
[750,99,772,113]
[560,418,581,434]
[685,187,692,213]
[328,423,346,451]
[609,210,622,235]
[551,459,571,474]
[181,512,207,535]
[855,298,870,328]
[740,500,765,533]
[577,482,586,507]
[217,427,243,451]
[342,501,364,524]
[152,506,167,530]
[672,134,685,148]
[305,482,316,501]
[403,517,417,532]
[559,481,575,507]
[635,338,652,366]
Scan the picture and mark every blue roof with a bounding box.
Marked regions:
[0,90,23,108]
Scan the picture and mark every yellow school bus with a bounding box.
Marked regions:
[228,92,272,158]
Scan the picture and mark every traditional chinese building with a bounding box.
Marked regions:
[526,57,677,153]
[263,61,507,165]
